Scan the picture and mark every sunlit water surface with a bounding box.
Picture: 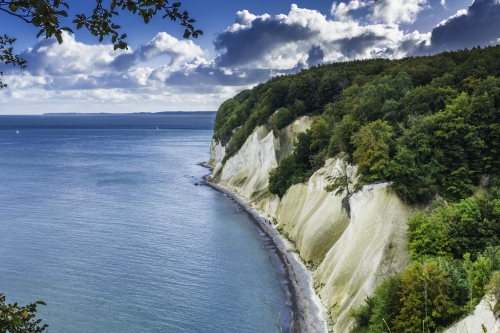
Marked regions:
[0,114,289,332]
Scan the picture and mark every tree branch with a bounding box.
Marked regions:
[0,7,32,23]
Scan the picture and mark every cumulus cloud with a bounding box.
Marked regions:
[213,4,428,70]
[331,0,428,24]
[3,1,500,114]
[17,33,130,76]
[331,1,369,21]
[13,31,204,78]
[414,0,500,54]
[111,32,204,71]
[370,0,428,24]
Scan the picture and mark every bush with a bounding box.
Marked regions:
[269,131,313,197]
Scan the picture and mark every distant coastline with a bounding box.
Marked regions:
[42,111,217,116]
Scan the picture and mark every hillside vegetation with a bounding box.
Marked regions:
[213,45,500,332]
[214,45,500,202]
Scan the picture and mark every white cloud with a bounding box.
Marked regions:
[214,4,429,70]
[331,1,369,21]
[136,32,204,66]
[19,32,131,76]
[369,0,428,24]
[5,1,498,114]
[437,8,467,27]
[330,0,428,24]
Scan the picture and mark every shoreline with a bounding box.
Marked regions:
[200,163,328,333]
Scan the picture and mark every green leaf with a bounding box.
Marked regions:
[183,29,191,39]
[55,32,63,44]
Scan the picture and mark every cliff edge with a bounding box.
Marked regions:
[207,116,415,332]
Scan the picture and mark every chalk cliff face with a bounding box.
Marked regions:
[445,296,500,333]
[207,117,413,332]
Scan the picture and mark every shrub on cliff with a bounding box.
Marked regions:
[268,131,313,198]
[408,193,500,261]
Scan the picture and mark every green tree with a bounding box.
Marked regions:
[352,120,394,183]
[274,107,294,130]
[0,294,47,333]
[0,34,26,88]
[350,296,375,333]
[472,255,493,304]
[310,117,330,151]
[368,276,402,333]
[268,130,313,197]
[487,271,500,314]
[395,261,458,332]
[407,211,453,261]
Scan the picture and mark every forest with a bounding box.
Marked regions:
[213,45,500,331]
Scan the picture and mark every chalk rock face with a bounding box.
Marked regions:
[207,138,226,175]
[314,182,413,332]
[219,125,279,198]
[207,116,413,332]
[272,158,354,265]
[445,296,500,333]
[211,116,314,199]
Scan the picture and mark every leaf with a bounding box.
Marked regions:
[9,3,19,12]
[183,29,191,39]
[55,32,63,44]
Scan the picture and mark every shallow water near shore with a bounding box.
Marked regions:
[0,114,292,332]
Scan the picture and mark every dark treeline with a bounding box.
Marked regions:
[213,45,500,332]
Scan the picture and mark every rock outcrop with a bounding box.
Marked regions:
[445,296,500,333]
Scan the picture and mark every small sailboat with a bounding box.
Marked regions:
[156,126,158,130]
[15,130,19,134]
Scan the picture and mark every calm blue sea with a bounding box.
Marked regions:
[0,114,291,332]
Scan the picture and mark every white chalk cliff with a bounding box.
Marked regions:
[207,117,414,332]
[445,296,500,333]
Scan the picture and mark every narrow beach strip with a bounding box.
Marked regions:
[201,163,328,333]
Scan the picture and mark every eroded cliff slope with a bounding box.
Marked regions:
[207,117,414,332]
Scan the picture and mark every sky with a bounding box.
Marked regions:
[1,0,499,114]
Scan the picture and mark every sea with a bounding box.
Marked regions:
[0,113,292,333]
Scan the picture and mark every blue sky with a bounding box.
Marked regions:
[1,0,498,114]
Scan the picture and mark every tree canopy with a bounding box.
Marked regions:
[211,45,500,204]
